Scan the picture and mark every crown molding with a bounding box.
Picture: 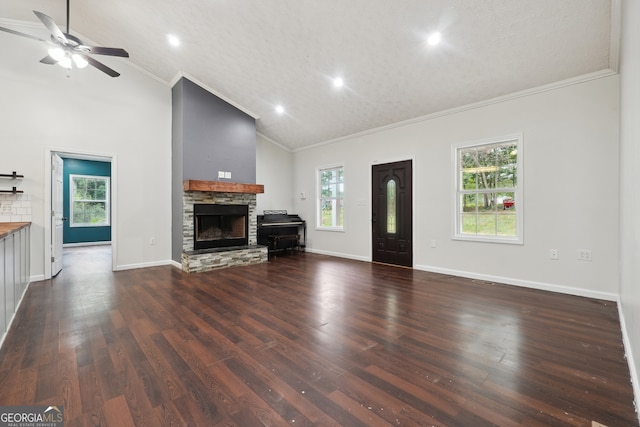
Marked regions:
[256,132,292,153]
[293,68,618,153]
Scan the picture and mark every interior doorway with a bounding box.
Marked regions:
[371,159,413,267]
[62,245,112,276]
[45,149,116,279]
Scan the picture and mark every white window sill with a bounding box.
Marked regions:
[316,227,344,233]
[452,235,523,245]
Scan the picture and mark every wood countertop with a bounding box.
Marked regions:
[0,222,30,239]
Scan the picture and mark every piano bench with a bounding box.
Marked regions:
[268,234,300,259]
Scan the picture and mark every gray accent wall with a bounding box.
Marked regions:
[171,79,185,263]
[171,77,257,262]
[180,78,256,183]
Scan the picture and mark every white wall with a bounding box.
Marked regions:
[619,0,640,411]
[293,76,620,300]
[0,21,172,278]
[256,133,294,214]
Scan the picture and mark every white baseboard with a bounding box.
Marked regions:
[618,296,640,422]
[414,264,618,301]
[114,260,174,271]
[304,248,370,262]
[304,253,617,300]
[63,241,111,247]
[169,260,182,269]
[29,274,45,283]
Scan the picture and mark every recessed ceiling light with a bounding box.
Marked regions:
[427,32,442,46]
[333,77,344,88]
[167,34,180,47]
[275,105,285,114]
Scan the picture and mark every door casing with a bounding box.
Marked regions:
[44,148,117,279]
[371,158,414,267]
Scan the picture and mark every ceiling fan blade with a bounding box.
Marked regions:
[85,55,120,77]
[0,26,47,42]
[84,46,129,58]
[40,55,57,65]
[33,10,67,44]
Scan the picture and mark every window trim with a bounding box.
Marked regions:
[316,164,345,232]
[70,174,111,228]
[452,133,523,244]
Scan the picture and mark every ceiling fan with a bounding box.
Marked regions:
[0,0,129,77]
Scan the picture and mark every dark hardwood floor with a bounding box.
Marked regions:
[0,247,637,426]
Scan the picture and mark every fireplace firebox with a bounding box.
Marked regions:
[194,204,249,250]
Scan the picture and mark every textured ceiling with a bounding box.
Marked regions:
[0,1,615,151]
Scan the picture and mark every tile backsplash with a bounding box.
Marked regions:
[0,193,32,222]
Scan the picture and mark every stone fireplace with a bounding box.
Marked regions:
[181,180,268,273]
[171,77,260,270]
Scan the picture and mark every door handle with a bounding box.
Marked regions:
[62,217,68,221]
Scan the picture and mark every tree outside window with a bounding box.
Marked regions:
[454,134,522,243]
[318,166,344,230]
[70,175,110,227]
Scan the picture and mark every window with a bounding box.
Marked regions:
[387,179,397,234]
[70,174,110,227]
[317,165,344,230]
[453,134,522,244]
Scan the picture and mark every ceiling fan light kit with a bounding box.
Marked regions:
[47,47,88,70]
[47,46,65,61]
[0,0,129,77]
[72,54,88,69]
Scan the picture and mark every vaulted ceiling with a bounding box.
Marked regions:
[0,1,616,151]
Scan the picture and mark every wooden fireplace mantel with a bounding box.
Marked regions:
[183,180,264,194]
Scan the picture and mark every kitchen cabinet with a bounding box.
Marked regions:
[0,223,30,344]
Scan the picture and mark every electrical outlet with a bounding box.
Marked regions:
[578,249,592,261]
[150,237,156,246]
[218,171,225,179]
[224,172,231,179]
[430,239,437,248]
[549,249,559,260]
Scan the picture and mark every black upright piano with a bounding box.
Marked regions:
[257,210,306,258]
